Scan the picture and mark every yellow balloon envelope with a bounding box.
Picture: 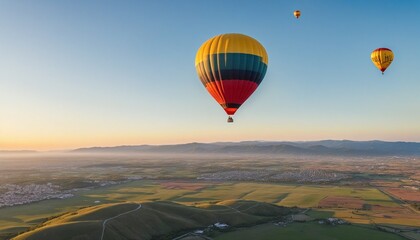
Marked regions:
[195,33,268,122]
[294,10,301,19]
[371,48,394,74]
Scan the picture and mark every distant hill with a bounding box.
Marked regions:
[72,140,420,156]
[0,150,37,154]
[13,200,291,240]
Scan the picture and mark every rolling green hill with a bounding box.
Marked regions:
[13,200,291,240]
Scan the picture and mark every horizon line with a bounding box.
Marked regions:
[2,139,420,153]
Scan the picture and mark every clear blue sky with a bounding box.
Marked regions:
[1,0,419,149]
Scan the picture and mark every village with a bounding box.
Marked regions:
[0,183,73,207]
[198,169,349,183]
[0,178,142,208]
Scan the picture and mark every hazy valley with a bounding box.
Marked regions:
[0,141,419,240]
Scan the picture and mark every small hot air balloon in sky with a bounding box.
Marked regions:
[294,10,301,19]
[195,33,268,123]
[371,48,394,74]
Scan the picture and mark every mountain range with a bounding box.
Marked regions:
[71,140,420,156]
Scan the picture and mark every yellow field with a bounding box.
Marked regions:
[81,181,419,227]
[83,181,418,227]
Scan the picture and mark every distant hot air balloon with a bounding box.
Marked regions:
[371,48,394,74]
[294,10,301,19]
[195,33,268,123]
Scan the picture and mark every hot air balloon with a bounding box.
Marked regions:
[195,33,268,123]
[371,48,394,74]
[294,10,301,19]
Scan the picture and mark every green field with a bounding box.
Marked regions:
[306,209,334,219]
[214,222,406,240]
[1,180,418,240]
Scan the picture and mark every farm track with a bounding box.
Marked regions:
[100,204,142,240]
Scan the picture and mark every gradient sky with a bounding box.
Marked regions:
[1,0,420,150]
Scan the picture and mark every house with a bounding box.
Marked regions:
[214,222,229,229]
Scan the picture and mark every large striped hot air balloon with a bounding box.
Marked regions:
[195,33,268,123]
[371,48,394,74]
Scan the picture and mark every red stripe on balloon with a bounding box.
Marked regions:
[205,80,258,115]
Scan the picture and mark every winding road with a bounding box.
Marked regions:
[100,203,142,240]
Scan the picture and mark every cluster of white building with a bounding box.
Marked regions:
[271,170,348,183]
[0,183,73,207]
[198,169,348,183]
[318,218,348,225]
